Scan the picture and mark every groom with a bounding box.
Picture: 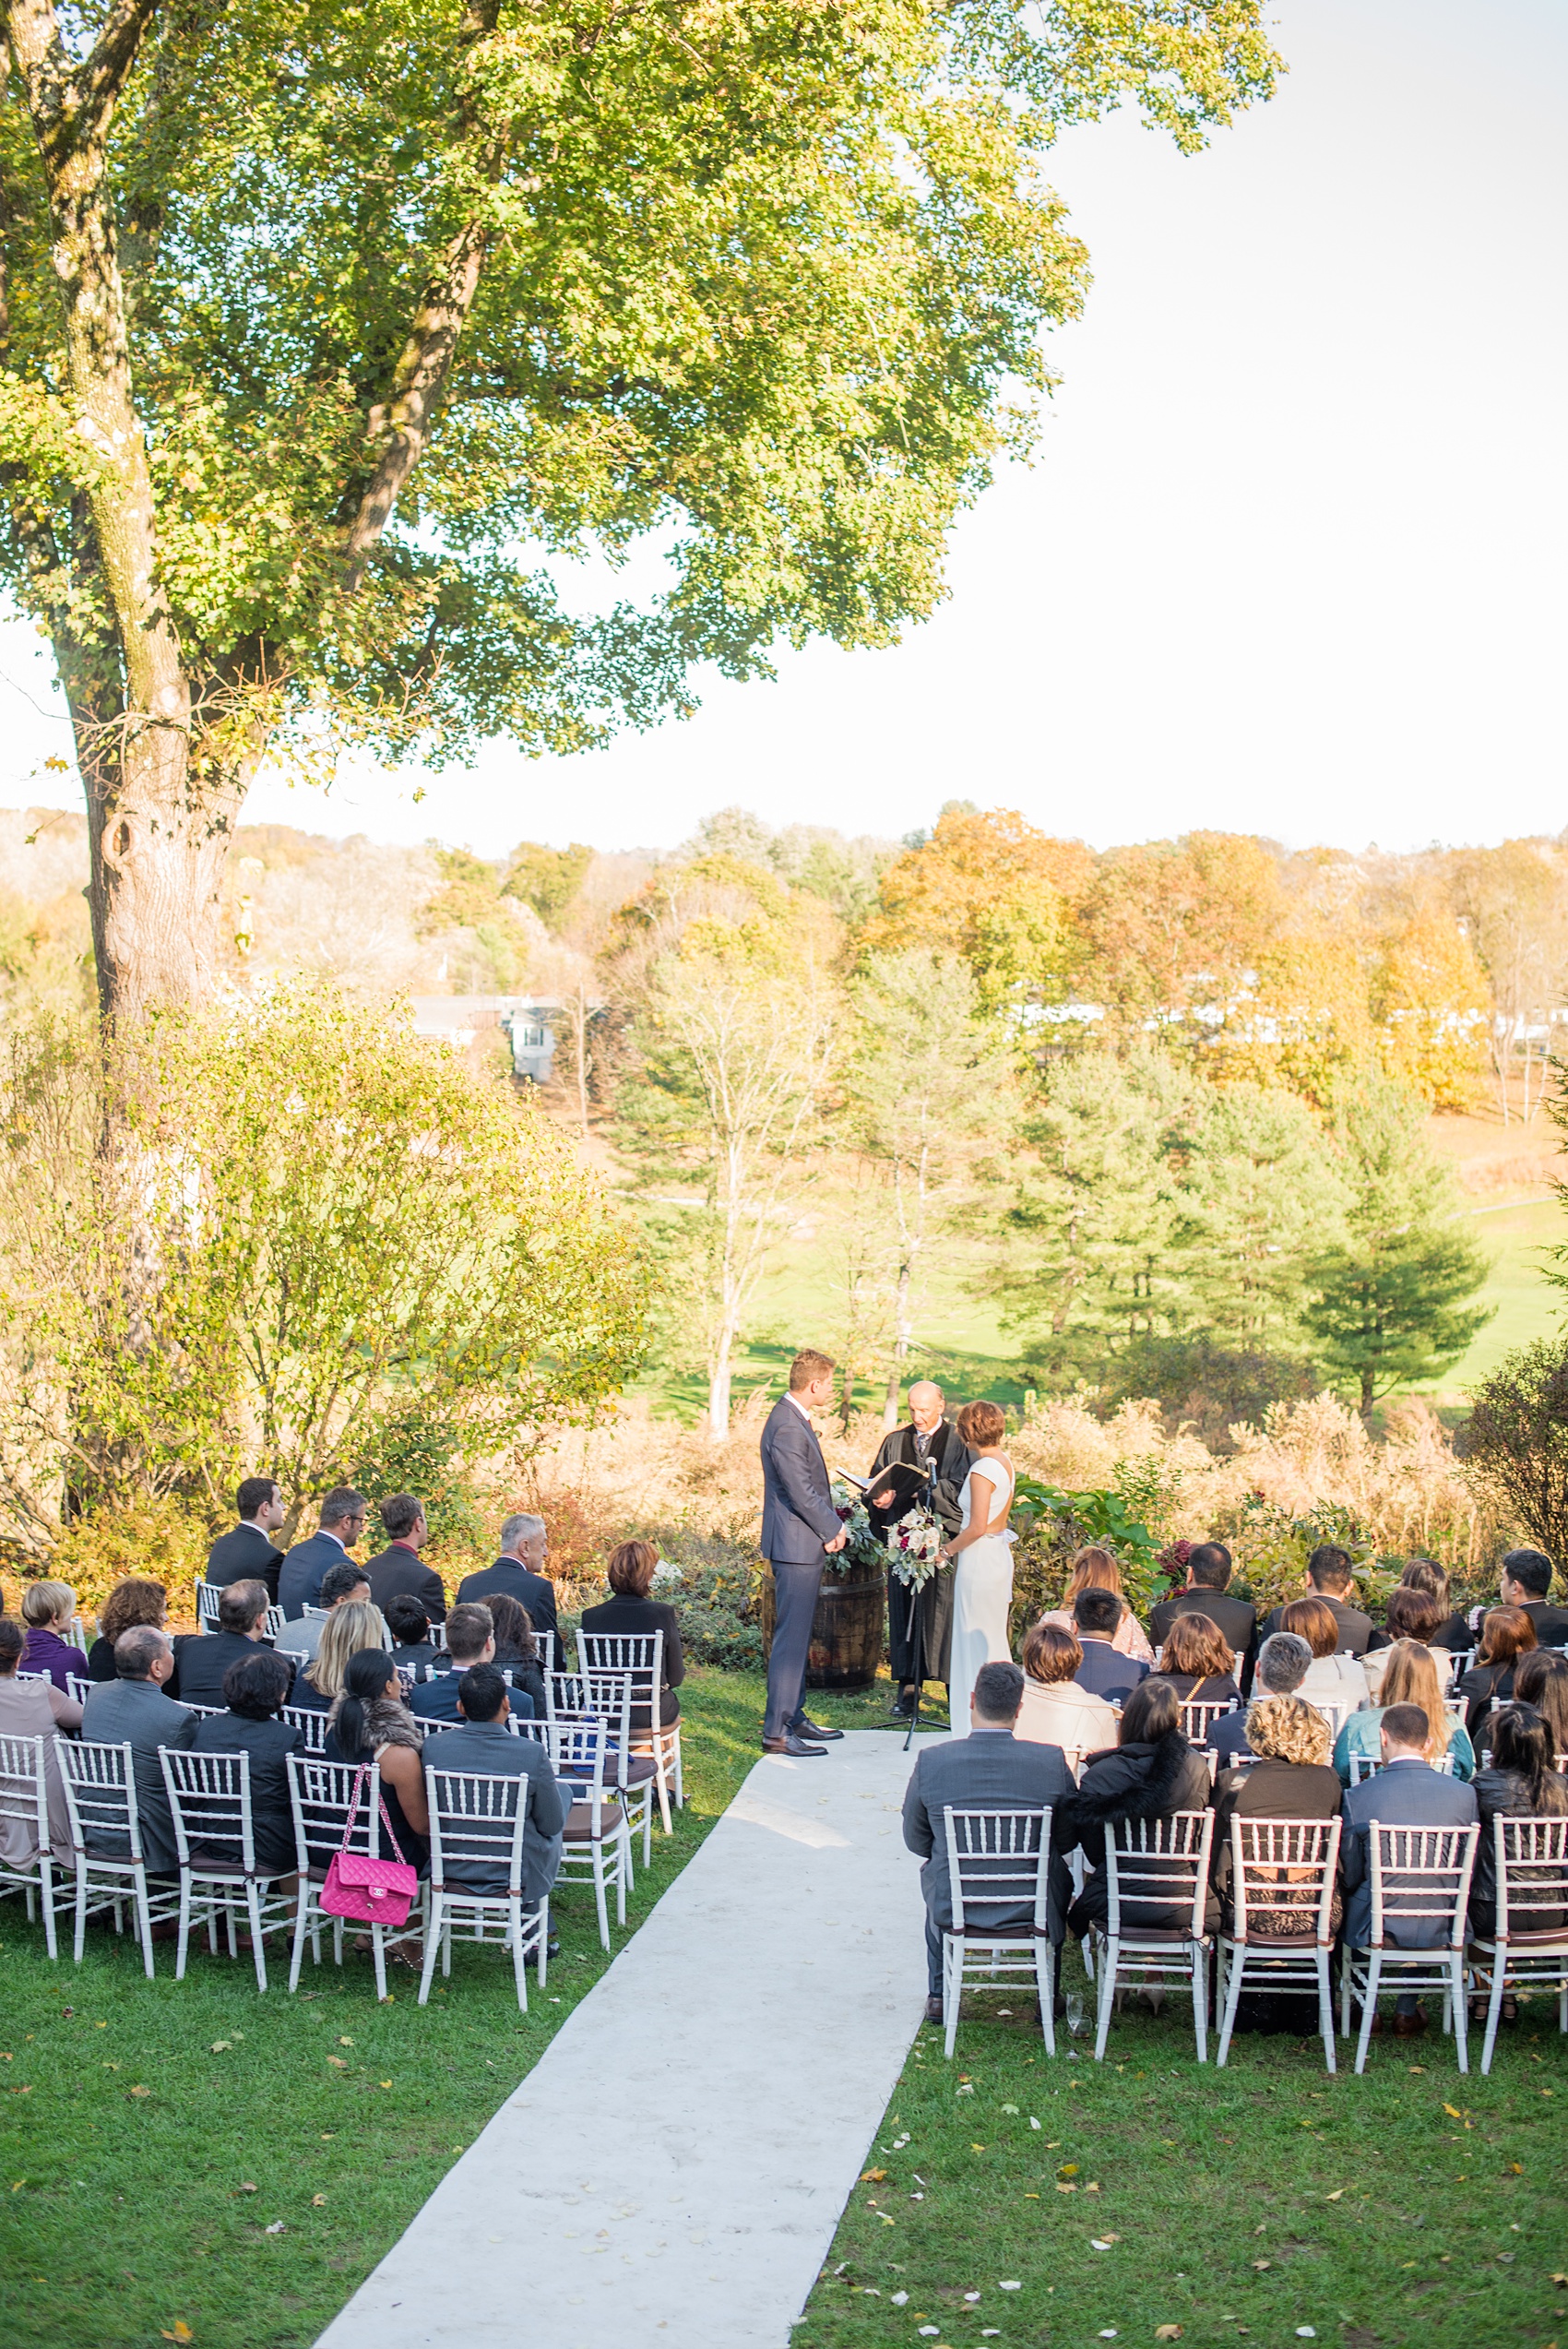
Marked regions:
[759,1348,849,1756]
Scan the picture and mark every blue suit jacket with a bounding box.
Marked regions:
[1341,1756,1478,1949]
[1073,1640,1149,1705]
[411,1672,534,1726]
[759,1396,841,1566]
[278,1532,352,1619]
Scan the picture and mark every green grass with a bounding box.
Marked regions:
[794,1943,1567,2349]
[1429,1198,1564,1400]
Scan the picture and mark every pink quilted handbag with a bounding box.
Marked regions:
[320,1765,417,1927]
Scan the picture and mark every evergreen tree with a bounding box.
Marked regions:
[1174,1079,1348,1344]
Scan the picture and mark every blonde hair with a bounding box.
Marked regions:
[1244,1694,1332,1768]
[1377,1638,1448,1760]
[1063,1546,1123,1603]
[307,1601,388,1700]
[21,1580,75,1628]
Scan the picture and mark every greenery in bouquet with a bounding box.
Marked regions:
[828,1480,889,1576]
[887,1503,944,1594]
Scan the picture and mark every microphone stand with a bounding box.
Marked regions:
[902,1452,940,1754]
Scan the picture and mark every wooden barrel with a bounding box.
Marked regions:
[757,1553,886,1691]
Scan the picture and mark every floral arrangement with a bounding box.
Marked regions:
[887,1503,944,1593]
[828,1479,889,1575]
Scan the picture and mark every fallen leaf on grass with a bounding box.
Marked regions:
[1443,2103,1462,2118]
[327,2057,348,2069]
[338,2036,353,2046]
[1252,2260,1271,2271]
[127,2086,150,2100]
[1156,2329,1182,2342]
[311,2195,327,2208]
[859,2169,886,2183]
[238,2183,257,2195]
[160,2325,194,2343]
[1056,2163,1079,2178]
[264,2222,285,2236]
[1324,2189,1346,2201]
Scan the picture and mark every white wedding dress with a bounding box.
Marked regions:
[948,1453,1016,1725]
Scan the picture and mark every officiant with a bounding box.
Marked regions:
[867,1379,969,1718]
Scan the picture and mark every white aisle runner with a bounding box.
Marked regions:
[316,1729,933,2349]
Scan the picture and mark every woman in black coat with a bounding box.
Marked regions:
[1459,1606,1537,1742]
[190,1649,304,1875]
[1146,1612,1241,1709]
[1058,1679,1216,1937]
[1468,1703,1568,1946]
[577,1540,686,1733]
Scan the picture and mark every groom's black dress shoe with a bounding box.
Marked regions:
[791,1715,843,1741]
[762,1735,826,1757]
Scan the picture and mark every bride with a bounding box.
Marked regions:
[942,1399,1016,1724]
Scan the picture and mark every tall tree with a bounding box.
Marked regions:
[1372,910,1489,1110]
[0,0,1279,1028]
[1075,830,1284,1043]
[1173,1079,1347,1344]
[861,805,1094,1020]
[1453,841,1568,1123]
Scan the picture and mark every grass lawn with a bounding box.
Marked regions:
[0,1666,889,2349]
[794,1943,1568,2349]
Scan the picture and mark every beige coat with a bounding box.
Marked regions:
[0,1675,77,1867]
[1015,1676,1119,1781]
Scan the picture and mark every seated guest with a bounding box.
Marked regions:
[422,1663,565,1920]
[1334,1640,1476,1784]
[291,1600,389,1715]
[486,1592,548,1716]
[1278,1597,1370,1709]
[385,1594,438,1675]
[86,1577,168,1683]
[411,1604,535,1726]
[1147,1611,1241,1708]
[1037,1547,1155,1664]
[1362,1587,1455,1697]
[0,1616,77,1869]
[325,1649,430,1874]
[80,1627,193,1877]
[1071,1588,1149,1704]
[1513,1648,1568,1754]
[1340,1700,1479,2037]
[455,1512,560,1640]
[361,1494,448,1624]
[189,1651,303,1876]
[1147,1541,1258,1687]
[203,1477,288,1603]
[901,1660,1073,2025]
[277,1487,369,1620]
[1369,1557,1471,1657]
[1057,1678,1215,1939]
[19,1580,88,1692]
[1458,1605,1537,1740]
[578,1539,685,1733]
[275,1559,374,1666]
[1016,1622,1117,1779]
[1210,1633,1313,1767]
[170,1580,281,1708]
[1212,1693,1342,1936]
[1496,1547,1568,1649]
[1468,1703,1568,1950]
[1262,1544,1374,1655]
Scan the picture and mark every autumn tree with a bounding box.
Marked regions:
[1075,830,1284,1043]
[1372,910,1489,1109]
[861,805,1094,1019]
[0,0,1279,1029]
[1454,841,1568,1122]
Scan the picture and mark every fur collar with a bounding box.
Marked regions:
[1069,1729,1194,1825]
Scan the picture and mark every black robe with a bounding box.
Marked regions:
[868,1418,969,1688]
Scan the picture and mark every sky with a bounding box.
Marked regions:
[3,0,1564,859]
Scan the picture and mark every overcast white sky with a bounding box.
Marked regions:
[4,0,1563,858]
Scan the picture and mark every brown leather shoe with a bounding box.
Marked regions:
[762,1735,826,1757]
[1394,2009,1427,2038]
[924,1994,944,2023]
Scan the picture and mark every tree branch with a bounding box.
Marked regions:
[6,0,164,168]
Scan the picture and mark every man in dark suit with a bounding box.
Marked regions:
[759,1349,849,1756]
[1499,1548,1568,1646]
[867,1380,969,1717]
[1341,1701,1479,2037]
[80,1626,194,1877]
[1148,1543,1258,1687]
[422,1665,565,1914]
[902,1660,1074,2025]
[1207,1632,1312,1765]
[1071,1588,1149,1704]
[171,1581,287,1708]
[410,1605,534,1724]
[203,1477,288,1604]
[456,1513,560,1643]
[1260,1545,1374,1657]
[362,1494,448,1623]
[275,1559,373,1667]
[278,1488,368,1619]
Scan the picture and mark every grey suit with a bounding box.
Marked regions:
[421,1720,567,1903]
[80,1676,196,1876]
[902,1729,1074,1994]
[1341,1756,1478,1949]
[759,1395,843,1742]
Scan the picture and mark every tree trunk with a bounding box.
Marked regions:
[883,1259,912,1427]
[82,742,244,1023]
[707,1346,733,1441]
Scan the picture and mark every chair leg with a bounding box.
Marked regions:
[643,1785,654,1870]
[1036,1944,1056,2057]
[1353,1953,1381,2074]
[1317,1950,1336,2076]
[1217,1943,1244,2069]
[1192,1941,1208,2063]
[615,1827,628,1926]
[288,1884,312,1994]
[1339,1961,1351,2042]
[1093,1938,1116,2062]
[371,1925,387,2006]
[944,1937,959,2059]
[1451,1953,1469,2074]
[509,1899,529,2014]
[39,1857,57,1961]
[537,1898,549,1988]
[654,1738,673,1836]
[417,1893,444,2005]
[73,1861,89,1966]
[247,1880,267,1994]
[590,1844,610,1950]
[175,1871,193,1981]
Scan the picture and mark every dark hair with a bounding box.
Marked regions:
[380,1493,423,1541]
[1477,1604,1538,1667]
[219,1579,270,1636]
[1281,1596,1340,1658]
[1488,1703,1561,1809]
[486,1592,537,1663]
[1513,1650,1568,1748]
[237,1476,278,1519]
[333,1647,402,1760]
[1120,1678,1181,1745]
[321,1559,370,1607]
[1382,1700,1431,1749]
[99,1577,168,1644]
[445,1604,494,1665]
[957,1398,1006,1449]
[318,1485,366,1530]
[1306,1544,1353,1592]
[1187,1542,1232,1591]
[0,1616,25,1673]
[1502,1547,1554,1601]
[1023,1621,1082,1686]
[458,1663,508,1723]
[1399,1556,1449,1603]
[788,1348,834,1391]
[222,1650,292,1719]
[1158,1612,1235,1680]
[1384,1587,1444,1645]
[1074,1586,1123,1636]
[384,1594,432,1646]
[607,1539,658,1598]
[114,1625,169,1680]
[972,1661,1024,1721]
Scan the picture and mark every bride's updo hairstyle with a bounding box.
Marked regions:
[956,1399,1006,1448]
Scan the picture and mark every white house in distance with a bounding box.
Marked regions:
[410,996,562,1082]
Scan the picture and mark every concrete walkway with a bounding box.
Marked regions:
[317,1729,934,2349]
